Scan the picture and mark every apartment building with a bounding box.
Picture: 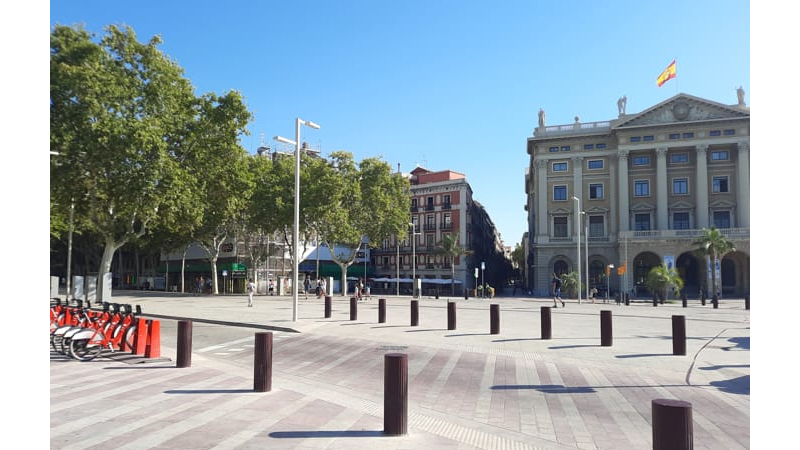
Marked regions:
[525,92,750,298]
[371,166,509,295]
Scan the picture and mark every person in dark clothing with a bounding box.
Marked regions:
[551,273,565,308]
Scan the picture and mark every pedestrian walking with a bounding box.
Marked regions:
[590,286,598,304]
[303,276,311,300]
[551,273,565,308]
[268,279,275,296]
[247,278,256,307]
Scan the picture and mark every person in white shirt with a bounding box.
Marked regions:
[247,278,256,307]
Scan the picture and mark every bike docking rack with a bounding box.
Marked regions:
[50,300,163,362]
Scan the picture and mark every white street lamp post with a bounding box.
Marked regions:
[275,118,320,322]
[607,264,615,301]
[572,196,582,304]
[583,211,589,302]
[481,261,485,298]
[409,223,416,298]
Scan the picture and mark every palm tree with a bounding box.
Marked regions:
[560,271,581,299]
[435,229,472,297]
[644,264,684,302]
[693,226,736,306]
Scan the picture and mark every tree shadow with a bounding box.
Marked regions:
[709,375,750,395]
[491,384,596,393]
[445,333,491,337]
[616,353,675,358]
[404,328,445,333]
[165,388,257,394]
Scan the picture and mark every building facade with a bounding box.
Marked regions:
[371,166,509,295]
[525,92,750,298]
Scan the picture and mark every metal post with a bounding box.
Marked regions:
[652,399,693,450]
[350,297,357,321]
[410,300,419,326]
[254,332,273,392]
[378,298,386,323]
[572,196,581,304]
[541,306,552,339]
[447,301,456,330]
[383,353,408,436]
[176,320,193,368]
[672,315,687,355]
[66,200,74,303]
[490,304,500,334]
[600,310,612,347]
[324,295,332,318]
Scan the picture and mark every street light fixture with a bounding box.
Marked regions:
[572,196,582,304]
[581,210,589,303]
[274,117,320,322]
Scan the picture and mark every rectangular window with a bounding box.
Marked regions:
[553,185,567,201]
[713,211,731,228]
[587,159,603,169]
[671,153,689,163]
[583,144,595,150]
[596,143,607,149]
[553,217,568,237]
[634,213,651,231]
[589,215,604,237]
[673,178,689,195]
[443,194,451,204]
[634,180,650,197]
[724,129,736,135]
[682,132,694,139]
[630,136,641,143]
[411,199,417,208]
[673,212,690,230]
[552,162,568,172]
[560,146,571,152]
[549,146,559,152]
[710,130,721,137]
[632,156,650,166]
[589,183,603,199]
[643,135,655,141]
[669,133,681,140]
[713,176,729,193]
[711,151,729,161]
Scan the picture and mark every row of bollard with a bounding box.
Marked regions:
[172,318,694,445]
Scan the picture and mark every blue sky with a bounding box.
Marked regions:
[45,0,750,247]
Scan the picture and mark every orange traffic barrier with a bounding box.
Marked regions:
[144,319,161,358]
[132,317,148,355]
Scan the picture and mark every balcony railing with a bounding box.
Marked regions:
[442,203,452,210]
[424,223,437,231]
[410,206,418,212]
[618,227,750,240]
[425,204,435,211]
[440,222,453,230]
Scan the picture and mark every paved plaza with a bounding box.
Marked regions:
[50,291,750,449]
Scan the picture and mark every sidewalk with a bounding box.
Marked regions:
[50,291,750,449]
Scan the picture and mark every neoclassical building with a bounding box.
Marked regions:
[525,92,750,298]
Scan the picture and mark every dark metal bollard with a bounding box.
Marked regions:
[76,299,83,308]
[135,304,142,315]
[745,294,750,310]
[625,293,630,306]
[384,353,408,436]
[600,310,613,347]
[652,398,693,450]
[653,294,658,307]
[176,320,193,368]
[615,294,621,305]
[700,291,706,306]
[464,288,468,300]
[324,295,332,318]
[435,288,439,299]
[254,332,273,392]
[410,300,419,326]
[350,297,358,321]
[672,315,686,355]
[490,304,500,335]
[447,301,457,330]
[681,293,688,308]
[103,302,110,312]
[712,295,719,309]
[541,306,552,340]
[378,298,386,323]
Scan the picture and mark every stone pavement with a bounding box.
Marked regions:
[50,291,750,449]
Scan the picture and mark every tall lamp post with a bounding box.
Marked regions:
[274,117,320,322]
[607,264,614,301]
[572,196,582,304]
[481,261,485,298]
[582,210,589,302]
[409,223,417,298]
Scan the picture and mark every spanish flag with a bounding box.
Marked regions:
[656,60,676,87]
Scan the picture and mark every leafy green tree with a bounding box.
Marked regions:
[644,263,684,301]
[434,229,472,296]
[50,24,253,299]
[693,226,736,303]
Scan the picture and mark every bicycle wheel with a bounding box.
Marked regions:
[122,324,137,352]
[69,338,104,361]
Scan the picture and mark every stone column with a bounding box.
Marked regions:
[656,147,669,230]
[617,151,630,232]
[737,142,750,227]
[695,145,709,228]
